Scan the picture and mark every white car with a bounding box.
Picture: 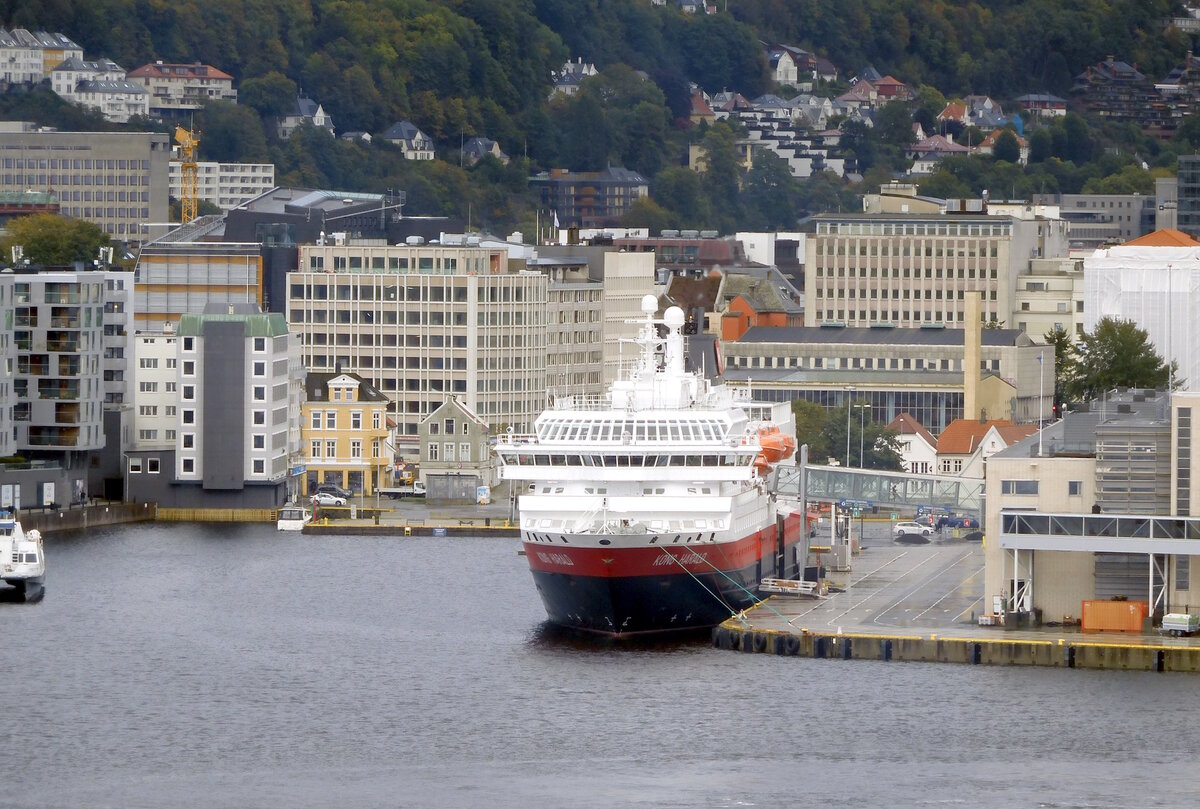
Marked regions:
[893,521,934,537]
[311,492,347,507]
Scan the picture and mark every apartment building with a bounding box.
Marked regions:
[126,61,237,116]
[131,327,179,451]
[169,161,275,210]
[13,270,106,453]
[100,270,135,408]
[0,275,15,458]
[806,213,1067,330]
[0,29,81,83]
[0,128,170,241]
[301,371,392,496]
[164,305,302,507]
[288,242,548,445]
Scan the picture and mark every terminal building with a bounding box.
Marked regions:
[986,389,1200,624]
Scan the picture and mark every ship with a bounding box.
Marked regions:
[494,296,808,637]
[0,512,44,599]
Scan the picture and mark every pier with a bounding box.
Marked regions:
[715,536,1200,672]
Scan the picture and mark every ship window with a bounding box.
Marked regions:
[554,488,564,493]
[604,455,617,466]
[703,488,712,494]
[673,535,681,543]
[535,455,549,465]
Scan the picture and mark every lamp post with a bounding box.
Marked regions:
[856,403,870,468]
[844,386,854,467]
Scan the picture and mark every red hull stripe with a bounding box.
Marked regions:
[525,518,804,578]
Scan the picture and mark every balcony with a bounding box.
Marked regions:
[27,426,81,447]
[55,402,81,424]
[37,380,80,400]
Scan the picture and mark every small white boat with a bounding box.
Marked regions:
[0,512,44,598]
[277,505,312,532]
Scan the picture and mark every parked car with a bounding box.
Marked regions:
[312,492,347,507]
[946,515,979,529]
[315,484,352,500]
[893,521,934,537]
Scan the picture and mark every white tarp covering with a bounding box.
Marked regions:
[1084,244,1200,391]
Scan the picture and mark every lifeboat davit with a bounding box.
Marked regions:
[753,424,796,473]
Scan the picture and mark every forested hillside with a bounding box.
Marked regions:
[0,0,1193,233]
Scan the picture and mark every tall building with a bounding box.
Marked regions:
[288,242,548,445]
[807,212,1067,329]
[599,251,655,385]
[0,275,15,459]
[529,167,649,228]
[0,128,170,242]
[165,305,303,506]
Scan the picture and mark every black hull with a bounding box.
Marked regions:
[530,561,768,637]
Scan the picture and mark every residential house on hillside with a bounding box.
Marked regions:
[1015,93,1068,118]
[551,58,598,98]
[873,75,912,102]
[888,413,938,475]
[462,136,507,166]
[52,56,149,122]
[0,28,82,83]
[278,97,335,139]
[906,133,970,174]
[689,90,715,125]
[127,61,236,117]
[382,121,434,160]
[976,129,1029,164]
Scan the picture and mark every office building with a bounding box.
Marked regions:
[0,128,170,241]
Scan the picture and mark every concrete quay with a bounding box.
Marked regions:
[302,497,520,537]
[716,537,1200,673]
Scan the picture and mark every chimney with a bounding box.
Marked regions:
[963,292,982,420]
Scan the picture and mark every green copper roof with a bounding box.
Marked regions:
[176,311,290,338]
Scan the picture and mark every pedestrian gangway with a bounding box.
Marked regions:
[774,464,984,516]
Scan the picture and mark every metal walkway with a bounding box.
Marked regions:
[999,510,1200,616]
[775,464,984,515]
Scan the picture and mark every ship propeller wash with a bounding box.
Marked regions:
[494,296,807,637]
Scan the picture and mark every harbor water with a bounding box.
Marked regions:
[3,521,1199,808]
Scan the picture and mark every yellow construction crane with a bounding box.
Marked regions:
[174,125,199,224]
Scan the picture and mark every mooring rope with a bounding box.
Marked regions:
[663,544,797,627]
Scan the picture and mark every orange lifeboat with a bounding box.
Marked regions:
[756,424,796,464]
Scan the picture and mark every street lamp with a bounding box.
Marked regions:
[855,403,870,468]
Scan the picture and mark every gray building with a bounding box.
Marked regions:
[1178,155,1200,239]
[0,127,170,243]
[126,304,303,508]
[1034,192,1156,249]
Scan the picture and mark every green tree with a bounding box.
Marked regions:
[239,71,298,120]
[1028,127,1053,163]
[791,399,831,463]
[992,129,1021,163]
[1066,317,1178,402]
[1,213,110,266]
[1044,326,1075,412]
[198,100,270,162]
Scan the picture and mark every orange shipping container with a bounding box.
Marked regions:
[1081,599,1149,632]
